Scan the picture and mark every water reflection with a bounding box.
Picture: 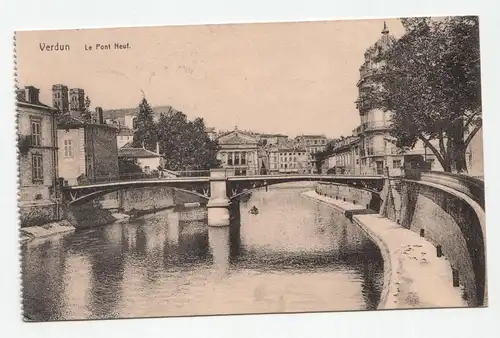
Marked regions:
[208,227,230,279]
[22,186,383,321]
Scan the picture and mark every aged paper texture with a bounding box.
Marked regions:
[16,17,486,322]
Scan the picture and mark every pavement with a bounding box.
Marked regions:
[303,190,468,310]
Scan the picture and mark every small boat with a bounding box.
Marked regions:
[249,206,259,215]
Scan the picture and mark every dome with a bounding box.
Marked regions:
[374,21,397,54]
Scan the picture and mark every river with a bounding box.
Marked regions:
[21,184,384,321]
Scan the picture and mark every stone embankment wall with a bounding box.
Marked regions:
[385,179,486,307]
[66,187,208,229]
[315,182,381,212]
[19,202,67,228]
[316,177,486,307]
[99,187,208,212]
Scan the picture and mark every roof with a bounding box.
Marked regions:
[259,133,288,138]
[217,129,258,145]
[57,114,117,130]
[295,134,327,139]
[327,137,360,155]
[103,105,176,121]
[16,95,55,111]
[118,146,161,159]
[118,128,134,136]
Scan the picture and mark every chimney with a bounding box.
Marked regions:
[24,86,40,104]
[95,106,104,124]
[16,88,26,102]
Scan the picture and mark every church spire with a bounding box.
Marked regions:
[381,21,389,35]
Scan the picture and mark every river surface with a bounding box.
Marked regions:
[22,185,384,321]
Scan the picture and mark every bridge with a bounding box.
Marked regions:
[61,168,385,225]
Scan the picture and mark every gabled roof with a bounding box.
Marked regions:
[217,130,258,145]
[118,146,160,159]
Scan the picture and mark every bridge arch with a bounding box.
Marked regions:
[227,176,384,201]
[62,179,210,205]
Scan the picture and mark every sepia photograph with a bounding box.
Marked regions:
[15,16,485,322]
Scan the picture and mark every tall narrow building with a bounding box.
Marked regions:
[69,88,85,118]
[52,84,69,113]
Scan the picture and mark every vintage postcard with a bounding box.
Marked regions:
[16,16,486,322]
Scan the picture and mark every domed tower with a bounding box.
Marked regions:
[355,22,398,175]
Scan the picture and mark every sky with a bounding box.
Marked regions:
[16,18,405,139]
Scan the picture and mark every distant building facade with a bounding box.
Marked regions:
[117,128,134,148]
[294,134,329,154]
[294,134,329,173]
[216,128,259,176]
[57,115,119,185]
[258,133,289,146]
[118,143,161,173]
[17,86,61,226]
[322,137,361,175]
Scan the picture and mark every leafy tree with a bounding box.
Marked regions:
[81,96,93,122]
[367,16,481,173]
[156,110,221,171]
[132,97,158,152]
[118,158,143,174]
[314,139,338,169]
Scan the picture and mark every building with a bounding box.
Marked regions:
[258,133,289,146]
[52,84,69,113]
[294,134,329,154]
[117,127,134,148]
[354,22,441,176]
[57,114,119,185]
[118,143,162,173]
[293,134,329,173]
[277,142,310,174]
[206,127,217,141]
[322,137,361,175]
[216,128,259,176]
[465,126,484,178]
[69,88,85,116]
[17,86,61,227]
[257,147,270,174]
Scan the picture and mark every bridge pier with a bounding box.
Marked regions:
[207,168,230,227]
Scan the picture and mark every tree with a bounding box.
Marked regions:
[132,97,158,152]
[314,139,338,170]
[118,158,143,175]
[156,110,221,171]
[81,96,93,122]
[367,16,481,173]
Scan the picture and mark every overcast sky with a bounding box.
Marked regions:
[16,18,405,138]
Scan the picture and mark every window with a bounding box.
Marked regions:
[64,139,73,157]
[30,118,41,146]
[228,153,233,165]
[32,153,43,183]
[425,159,434,169]
[393,160,402,169]
[314,140,318,144]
